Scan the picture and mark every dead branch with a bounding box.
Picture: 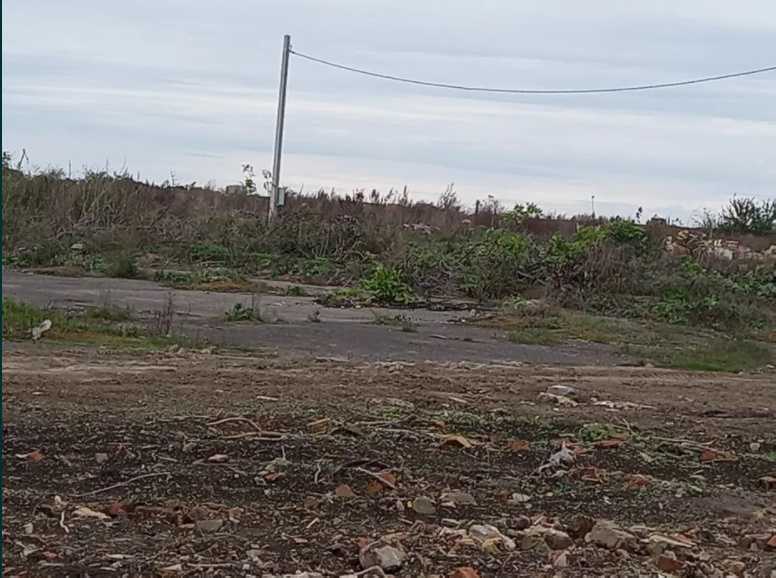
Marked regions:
[75,472,171,497]
[355,467,397,490]
[207,416,262,431]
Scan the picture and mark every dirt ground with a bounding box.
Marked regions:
[3,343,776,577]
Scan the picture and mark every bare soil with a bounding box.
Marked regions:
[3,343,776,577]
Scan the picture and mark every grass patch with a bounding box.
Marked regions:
[663,340,772,372]
[286,285,308,297]
[486,304,775,373]
[2,297,196,351]
[225,302,260,322]
[154,268,256,292]
[371,312,418,332]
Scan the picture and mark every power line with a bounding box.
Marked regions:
[289,49,776,94]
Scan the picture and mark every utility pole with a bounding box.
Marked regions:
[269,34,291,224]
[591,194,596,218]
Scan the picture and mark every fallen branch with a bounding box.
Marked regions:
[355,467,397,490]
[222,431,286,441]
[75,472,171,497]
[349,567,387,577]
[207,416,262,431]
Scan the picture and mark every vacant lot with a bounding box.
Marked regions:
[4,341,776,577]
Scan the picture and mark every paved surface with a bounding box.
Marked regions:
[3,270,625,364]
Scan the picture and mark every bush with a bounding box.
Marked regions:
[361,265,415,305]
[106,253,138,278]
[190,243,231,263]
[718,197,776,234]
[458,229,538,300]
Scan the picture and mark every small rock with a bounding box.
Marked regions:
[439,491,477,506]
[412,496,436,515]
[449,567,480,578]
[359,542,406,572]
[509,492,531,504]
[512,515,532,530]
[23,522,34,534]
[469,524,516,551]
[722,559,746,576]
[585,520,636,550]
[521,526,572,551]
[208,454,229,463]
[543,528,574,550]
[246,549,263,563]
[547,385,577,398]
[95,453,109,464]
[70,242,85,251]
[750,442,761,452]
[655,553,684,573]
[566,514,595,539]
[196,518,224,533]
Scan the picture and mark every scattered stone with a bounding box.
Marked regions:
[70,242,85,251]
[95,453,109,464]
[246,549,263,563]
[585,520,636,550]
[512,515,532,530]
[547,385,577,398]
[509,493,531,504]
[538,392,578,407]
[449,567,480,578]
[520,526,572,551]
[439,491,477,506]
[655,553,684,573]
[359,542,406,572]
[469,524,516,551]
[722,559,746,576]
[412,496,436,515]
[207,454,229,463]
[750,442,761,452]
[23,522,33,534]
[543,528,574,550]
[566,514,595,539]
[196,518,224,533]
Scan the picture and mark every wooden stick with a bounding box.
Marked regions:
[75,472,170,497]
[207,416,262,431]
[355,467,397,490]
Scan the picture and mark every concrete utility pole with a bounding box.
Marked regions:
[269,34,291,224]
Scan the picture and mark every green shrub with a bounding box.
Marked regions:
[106,253,138,278]
[225,303,258,322]
[361,264,415,304]
[718,197,776,234]
[190,243,231,263]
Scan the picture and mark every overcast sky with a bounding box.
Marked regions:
[3,1,775,221]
